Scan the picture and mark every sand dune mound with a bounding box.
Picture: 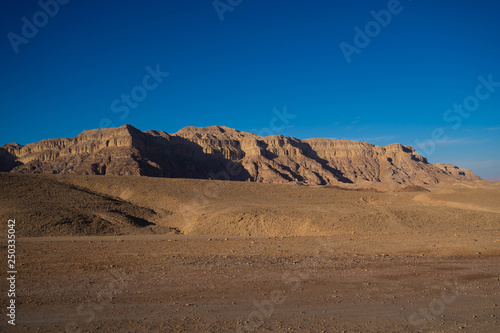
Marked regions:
[413,190,500,214]
[0,173,179,237]
[4,174,491,238]
[1,173,497,238]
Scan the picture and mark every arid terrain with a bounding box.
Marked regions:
[0,125,480,185]
[3,0,500,328]
[0,173,499,332]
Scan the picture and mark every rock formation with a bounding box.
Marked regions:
[0,124,481,185]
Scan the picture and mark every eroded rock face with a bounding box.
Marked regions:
[0,124,481,185]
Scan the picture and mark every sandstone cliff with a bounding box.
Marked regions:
[0,124,481,185]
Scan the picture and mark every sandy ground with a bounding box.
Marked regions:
[1,232,499,332]
[0,174,499,331]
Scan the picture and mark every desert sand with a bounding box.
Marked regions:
[0,173,499,332]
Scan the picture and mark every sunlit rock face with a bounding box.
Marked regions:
[1,124,481,185]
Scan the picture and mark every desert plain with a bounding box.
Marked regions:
[0,173,499,332]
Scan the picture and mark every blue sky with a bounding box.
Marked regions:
[1,0,499,179]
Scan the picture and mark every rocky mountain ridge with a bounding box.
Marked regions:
[0,124,480,185]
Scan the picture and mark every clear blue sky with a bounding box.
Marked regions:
[1,0,499,179]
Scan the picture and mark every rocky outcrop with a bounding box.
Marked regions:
[433,163,479,181]
[0,124,481,185]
